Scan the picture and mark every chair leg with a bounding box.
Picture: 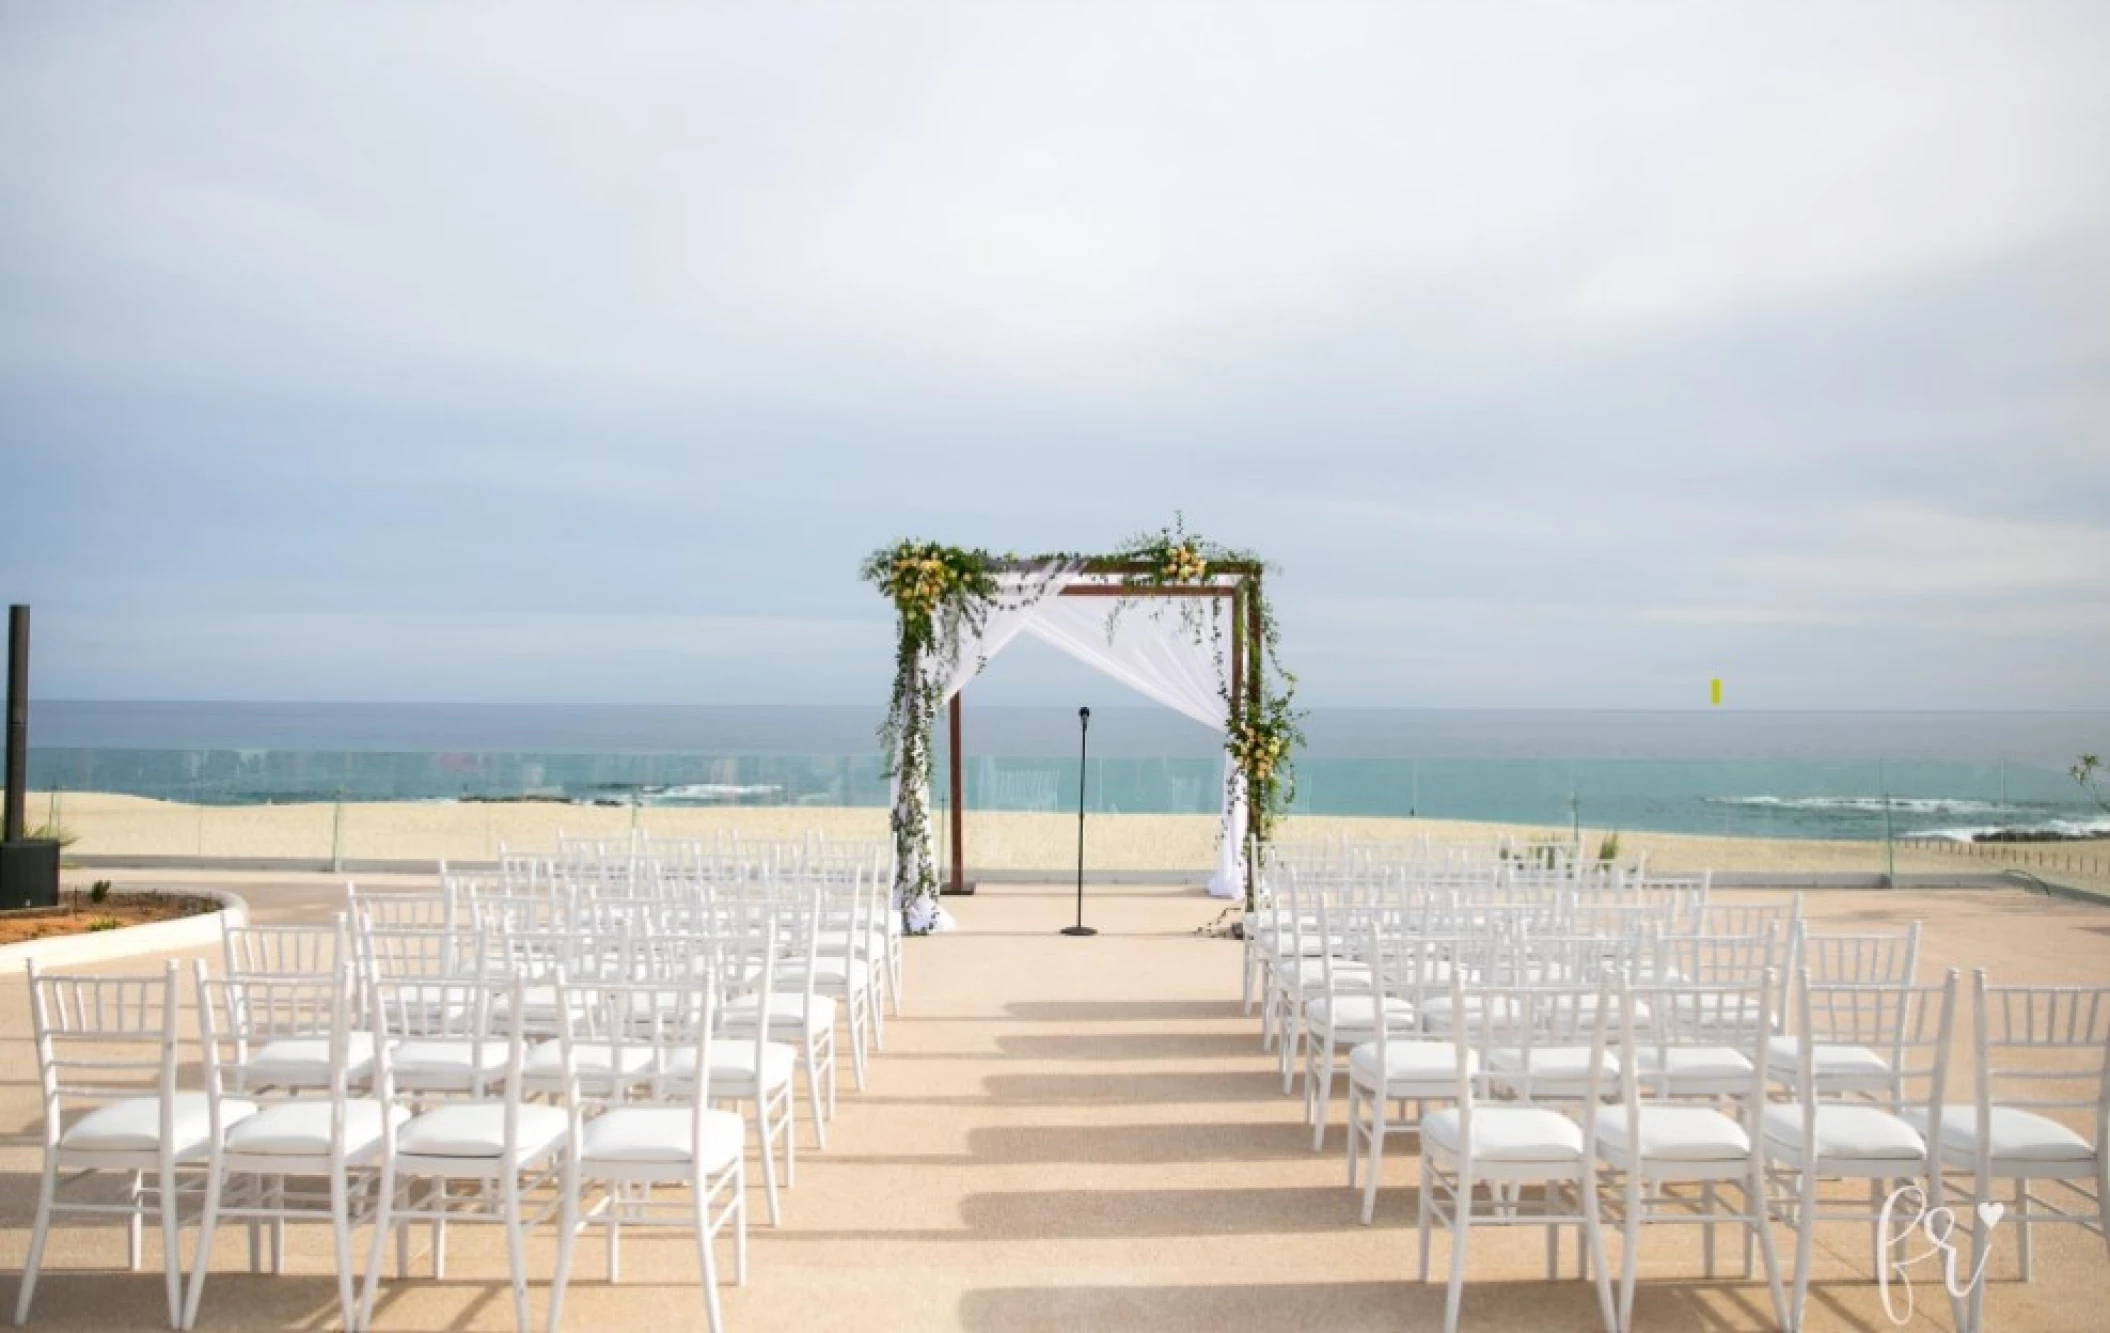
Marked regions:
[1619,1167,1642,1333]
[159,1164,182,1330]
[129,1171,145,1272]
[1790,1169,1817,1333]
[550,1164,580,1333]
[1361,1095,1389,1226]
[15,1157,59,1325]
[1748,1169,1789,1333]
[183,1165,226,1331]
[1582,1167,1616,1333]
[1418,1152,1434,1283]
[328,1170,357,1333]
[745,1096,781,1226]
[2015,1176,2032,1280]
[731,1161,748,1286]
[847,998,869,1092]
[1443,1168,1474,1333]
[694,1177,723,1333]
[1311,1042,1341,1151]
[502,1176,530,1333]
[803,1043,829,1151]
[359,1170,395,1331]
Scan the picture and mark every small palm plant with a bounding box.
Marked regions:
[2073,755,2109,815]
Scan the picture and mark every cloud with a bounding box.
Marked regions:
[1,3,2106,709]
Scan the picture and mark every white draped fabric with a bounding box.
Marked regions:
[894,572,1250,906]
[1018,598,1248,897]
[898,563,1082,927]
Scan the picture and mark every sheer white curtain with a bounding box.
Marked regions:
[894,561,1082,927]
[1021,597,1248,898]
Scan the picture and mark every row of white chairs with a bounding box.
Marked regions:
[1242,867,2107,1332]
[1243,866,1722,1016]
[17,849,904,1333]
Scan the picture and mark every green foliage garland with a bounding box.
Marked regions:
[1113,515,1304,870]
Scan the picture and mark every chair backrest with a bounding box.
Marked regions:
[223,917,344,979]
[1970,971,2110,1151]
[1620,970,1776,1106]
[1788,967,1958,1119]
[368,972,526,1101]
[347,884,457,933]
[23,959,182,1149]
[1695,893,1801,940]
[552,971,717,1110]
[1791,921,1920,987]
[195,959,356,1120]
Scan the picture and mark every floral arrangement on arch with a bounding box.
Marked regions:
[863,518,1301,931]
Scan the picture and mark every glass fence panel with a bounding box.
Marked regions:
[23,745,2107,888]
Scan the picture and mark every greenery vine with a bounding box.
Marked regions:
[864,520,1300,930]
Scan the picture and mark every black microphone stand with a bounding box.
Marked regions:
[1061,706,1096,936]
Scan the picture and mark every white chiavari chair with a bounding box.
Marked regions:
[358,973,566,1333]
[1920,971,2110,1333]
[547,972,746,1333]
[184,959,398,1332]
[1418,971,1617,1333]
[17,960,237,1329]
[1763,967,1958,1333]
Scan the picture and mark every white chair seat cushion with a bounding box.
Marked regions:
[389,1039,512,1080]
[792,957,872,986]
[1904,1106,2095,1164]
[580,1106,745,1167]
[1486,1045,1619,1084]
[814,931,882,958]
[246,1033,376,1085]
[61,1093,255,1156]
[721,993,837,1035]
[522,1041,657,1080]
[1416,994,1520,1027]
[397,1103,569,1160]
[1349,1040,1472,1089]
[1281,960,1373,989]
[224,1098,408,1157]
[1632,1046,1756,1085]
[1597,1105,1751,1162]
[1305,994,1414,1031]
[667,1042,797,1092]
[1765,1036,1891,1081]
[1423,1106,1585,1162]
[1762,1105,1926,1160]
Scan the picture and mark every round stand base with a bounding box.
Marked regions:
[1059,925,1098,937]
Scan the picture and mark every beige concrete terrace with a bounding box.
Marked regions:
[3,871,2108,1332]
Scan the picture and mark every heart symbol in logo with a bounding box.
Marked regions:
[1978,1201,2007,1229]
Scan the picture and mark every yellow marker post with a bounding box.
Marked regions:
[1710,678,1723,706]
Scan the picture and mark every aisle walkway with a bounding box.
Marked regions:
[3,875,2108,1330]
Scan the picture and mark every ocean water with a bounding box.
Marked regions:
[23,701,2110,844]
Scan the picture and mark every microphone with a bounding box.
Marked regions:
[1063,703,1096,936]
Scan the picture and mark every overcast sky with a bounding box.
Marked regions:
[3,3,2106,711]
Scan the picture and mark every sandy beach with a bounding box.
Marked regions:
[30,791,2110,897]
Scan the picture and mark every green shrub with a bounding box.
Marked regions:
[85,917,121,933]
[1596,831,1622,863]
[88,879,112,905]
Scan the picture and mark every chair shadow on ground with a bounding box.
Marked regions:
[995,1031,1257,1060]
[1004,1000,1238,1023]
[957,1278,1786,1333]
[979,1071,1272,1105]
[963,1121,1310,1165]
[5,1270,348,1333]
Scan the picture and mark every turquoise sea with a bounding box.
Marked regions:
[25,702,2110,844]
